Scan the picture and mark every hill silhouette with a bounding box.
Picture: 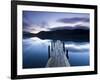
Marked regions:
[23,28,89,42]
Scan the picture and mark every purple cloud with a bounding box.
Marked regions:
[57,17,89,23]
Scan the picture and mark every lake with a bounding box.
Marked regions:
[23,37,89,68]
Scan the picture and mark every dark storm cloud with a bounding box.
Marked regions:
[50,25,89,31]
[57,17,89,23]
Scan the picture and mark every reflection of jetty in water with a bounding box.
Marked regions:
[46,40,70,67]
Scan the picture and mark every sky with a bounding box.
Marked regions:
[23,11,90,33]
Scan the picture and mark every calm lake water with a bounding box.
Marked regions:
[23,37,89,69]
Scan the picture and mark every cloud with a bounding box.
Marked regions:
[23,23,50,33]
[23,17,50,33]
[65,43,89,51]
[23,16,90,33]
[57,17,89,23]
[49,20,89,30]
[47,17,90,31]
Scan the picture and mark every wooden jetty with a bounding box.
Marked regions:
[46,40,70,67]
